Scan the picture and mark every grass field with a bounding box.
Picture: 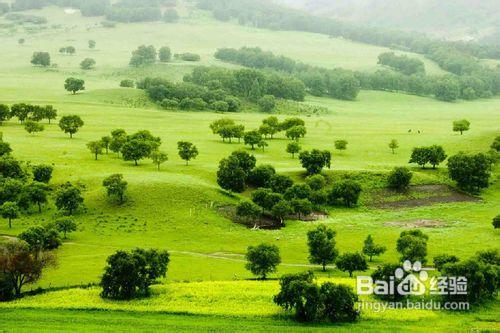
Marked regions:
[0,3,498,332]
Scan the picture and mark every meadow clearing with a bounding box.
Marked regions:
[0,4,498,332]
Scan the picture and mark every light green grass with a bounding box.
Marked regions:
[0,4,498,332]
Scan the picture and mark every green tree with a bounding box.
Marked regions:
[121,139,153,166]
[247,164,275,188]
[286,142,301,158]
[55,218,77,239]
[245,243,281,279]
[1,202,19,228]
[100,136,111,154]
[87,141,103,160]
[235,201,261,228]
[396,230,428,264]
[0,240,56,296]
[286,125,307,141]
[336,252,368,277]
[22,182,48,213]
[24,120,44,135]
[273,271,320,322]
[163,9,179,23]
[453,119,470,135]
[493,215,500,229]
[244,130,262,150]
[177,141,198,165]
[362,235,386,262]
[268,174,293,194]
[64,78,85,94]
[31,52,50,67]
[80,58,96,70]
[447,152,491,193]
[387,167,412,191]
[59,115,84,138]
[257,140,268,152]
[388,139,399,154]
[150,151,168,171]
[299,150,331,175]
[334,139,348,153]
[307,225,338,271]
[32,164,53,183]
[55,183,84,215]
[43,105,57,124]
[88,40,96,49]
[158,46,172,62]
[0,142,12,157]
[258,95,276,113]
[0,104,11,124]
[217,154,249,193]
[442,258,498,304]
[328,180,362,207]
[103,174,128,204]
[434,78,460,102]
[271,201,293,225]
[101,249,170,300]
[129,45,157,67]
[433,254,459,271]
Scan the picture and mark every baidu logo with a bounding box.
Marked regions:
[357,260,467,297]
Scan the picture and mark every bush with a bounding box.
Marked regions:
[120,79,134,88]
[448,152,491,194]
[328,180,362,207]
[101,248,170,300]
[387,167,412,191]
[493,215,500,229]
[433,254,460,271]
[442,258,498,304]
[274,271,359,322]
[178,53,201,62]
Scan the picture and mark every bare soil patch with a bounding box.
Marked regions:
[370,185,481,209]
[384,219,445,228]
[217,204,327,229]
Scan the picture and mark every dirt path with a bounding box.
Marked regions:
[62,242,334,269]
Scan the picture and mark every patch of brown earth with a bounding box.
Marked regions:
[371,185,481,209]
[384,219,444,228]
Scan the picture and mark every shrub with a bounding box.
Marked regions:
[120,79,135,88]
[328,180,362,207]
[387,167,412,191]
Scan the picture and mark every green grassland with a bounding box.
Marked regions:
[0,4,498,332]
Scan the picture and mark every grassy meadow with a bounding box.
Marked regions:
[0,4,498,332]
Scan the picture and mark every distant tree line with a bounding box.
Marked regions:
[9,0,179,22]
[377,52,425,75]
[215,47,359,101]
[197,0,500,60]
[215,47,498,102]
[184,66,306,101]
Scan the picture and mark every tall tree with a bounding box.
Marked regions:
[307,225,338,271]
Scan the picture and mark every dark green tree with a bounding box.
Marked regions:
[362,235,386,262]
[177,141,199,165]
[307,225,338,271]
[336,252,368,277]
[59,115,84,138]
[102,174,128,204]
[64,78,85,94]
[245,243,281,279]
